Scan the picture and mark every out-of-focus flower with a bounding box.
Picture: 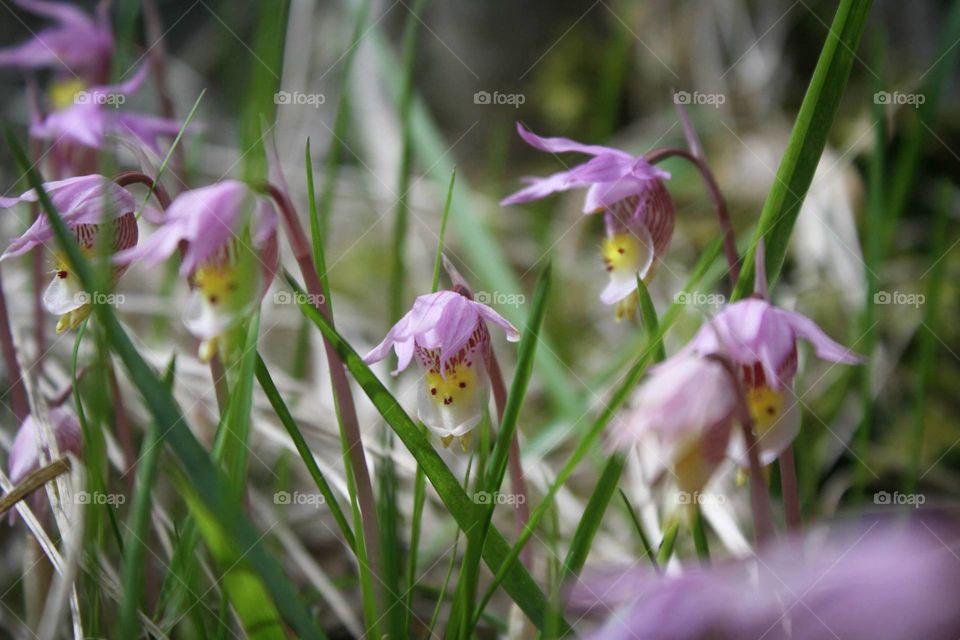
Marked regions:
[114,180,278,362]
[0,0,112,79]
[30,64,182,155]
[569,517,960,640]
[501,123,674,320]
[364,290,520,447]
[0,174,140,332]
[8,407,82,524]
[611,353,737,493]
[682,251,863,464]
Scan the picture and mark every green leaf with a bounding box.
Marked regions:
[285,273,565,633]
[254,356,356,549]
[732,0,873,299]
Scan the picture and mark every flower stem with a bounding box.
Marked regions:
[486,350,532,568]
[645,146,739,286]
[707,354,775,545]
[264,182,383,593]
[779,444,802,532]
[0,264,28,421]
[113,171,172,209]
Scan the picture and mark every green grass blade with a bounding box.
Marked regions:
[618,489,658,571]
[655,518,680,566]
[285,273,564,633]
[118,356,176,638]
[731,0,873,299]
[254,356,356,549]
[5,129,325,639]
[907,184,952,491]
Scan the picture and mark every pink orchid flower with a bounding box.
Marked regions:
[0,0,113,79]
[683,251,863,465]
[364,290,520,445]
[611,353,738,493]
[0,174,140,332]
[30,64,183,156]
[501,123,674,320]
[569,517,960,640]
[8,407,82,524]
[114,180,278,362]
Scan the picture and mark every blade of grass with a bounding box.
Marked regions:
[731,0,873,299]
[255,355,356,549]
[285,273,565,633]
[655,518,680,566]
[118,356,177,638]
[618,489,658,571]
[907,184,951,492]
[5,129,325,639]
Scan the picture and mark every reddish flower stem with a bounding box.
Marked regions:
[779,444,802,532]
[113,171,172,210]
[707,354,775,545]
[0,265,28,421]
[486,350,533,568]
[264,183,383,589]
[644,146,740,287]
[141,0,186,183]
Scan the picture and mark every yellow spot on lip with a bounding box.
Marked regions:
[747,385,786,436]
[601,232,645,275]
[195,264,241,306]
[49,79,88,111]
[425,365,477,408]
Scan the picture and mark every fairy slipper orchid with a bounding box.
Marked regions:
[363,290,520,448]
[611,353,737,493]
[30,64,183,155]
[8,407,82,523]
[569,518,960,640]
[684,253,863,464]
[0,175,141,332]
[501,123,674,320]
[114,180,278,362]
[0,0,113,79]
